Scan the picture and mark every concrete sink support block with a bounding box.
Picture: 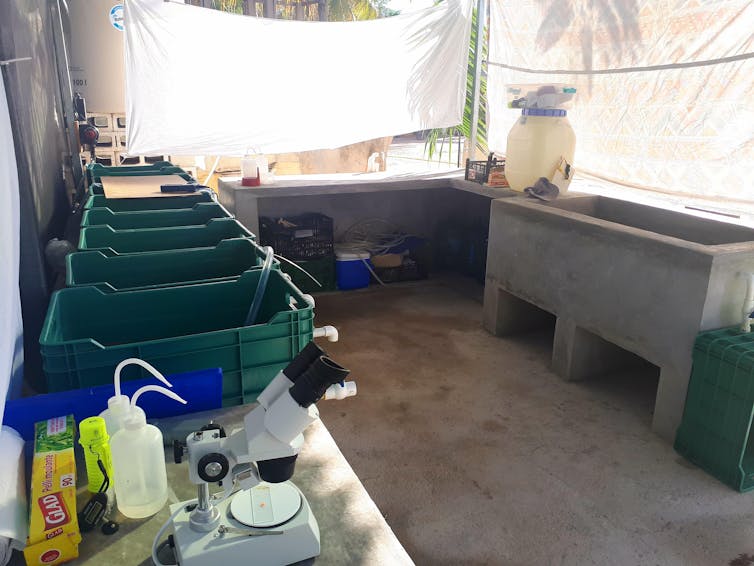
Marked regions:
[483,194,754,442]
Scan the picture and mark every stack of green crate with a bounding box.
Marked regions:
[40,269,313,406]
[675,327,754,491]
[40,163,312,404]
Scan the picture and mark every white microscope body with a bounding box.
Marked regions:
[166,342,356,566]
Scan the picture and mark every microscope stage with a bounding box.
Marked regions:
[230,482,303,528]
[170,482,320,566]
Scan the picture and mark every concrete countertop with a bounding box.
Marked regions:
[12,407,412,566]
[218,172,515,200]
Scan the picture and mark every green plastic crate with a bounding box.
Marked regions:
[78,218,254,254]
[67,238,275,291]
[40,269,314,405]
[84,192,215,211]
[81,203,229,229]
[87,162,177,183]
[283,255,336,294]
[675,327,754,491]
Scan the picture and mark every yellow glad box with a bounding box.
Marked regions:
[24,416,81,566]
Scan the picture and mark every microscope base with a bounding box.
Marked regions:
[170,484,320,566]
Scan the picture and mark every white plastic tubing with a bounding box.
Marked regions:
[740,273,754,333]
[114,358,172,397]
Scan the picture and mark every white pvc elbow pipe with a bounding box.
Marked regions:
[313,325,339,342]
[324,381,357,401]
[742,273,754,333]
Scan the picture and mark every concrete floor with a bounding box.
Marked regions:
[315,277,754,566]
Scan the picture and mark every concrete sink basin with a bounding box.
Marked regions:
[483,194,754,441]
[544,195,754,245]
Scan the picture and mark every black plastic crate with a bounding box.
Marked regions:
[465,152,503,184]
[260,213,334,260]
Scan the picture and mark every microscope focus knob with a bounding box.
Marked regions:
[197,453,230,483]
[173,440,187,464]
[200,423,227,438]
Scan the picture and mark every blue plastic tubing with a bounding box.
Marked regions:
[245,246,274,326]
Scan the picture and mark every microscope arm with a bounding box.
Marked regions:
[185,345,356,500]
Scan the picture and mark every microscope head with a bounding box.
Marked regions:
[185,344,356,489]
[255,355,351,483]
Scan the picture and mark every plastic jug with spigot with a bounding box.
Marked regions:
[110,385,187,519]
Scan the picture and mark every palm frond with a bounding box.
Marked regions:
[425,5,488,162]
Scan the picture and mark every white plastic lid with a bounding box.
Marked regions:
[107,394,130,413]
[124,410,148,430]
[335,248,370,261]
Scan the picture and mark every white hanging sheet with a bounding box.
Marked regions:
[124,0,473,156]
[487,0,754,208]
[0,72,23,426]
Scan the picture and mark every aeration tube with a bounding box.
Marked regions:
[245,246,274,326]
[740,272,754,333]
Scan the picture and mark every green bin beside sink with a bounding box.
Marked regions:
[675,327,754,491]
[67,238,276,291]
[40,269,314,406]
[81,202,230,229]
[78,218,254,253]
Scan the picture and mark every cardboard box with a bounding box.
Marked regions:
[23,416,81,566]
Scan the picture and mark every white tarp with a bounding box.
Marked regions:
[0,71,23,424]
[124,0,473,156]
[488,0,754,207]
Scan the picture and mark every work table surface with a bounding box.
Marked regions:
[12,406,413,566]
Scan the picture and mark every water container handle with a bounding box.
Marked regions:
[114,358,173,397]
[130,385,187,409]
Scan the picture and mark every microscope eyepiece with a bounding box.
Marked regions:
[283,342,326,382]
[289,356,350,408]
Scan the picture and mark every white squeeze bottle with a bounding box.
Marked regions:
[100,358,174,437]
[110,385,187,519]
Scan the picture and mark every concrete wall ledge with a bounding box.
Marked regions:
[219,174,515,201]
[217,174,515,238]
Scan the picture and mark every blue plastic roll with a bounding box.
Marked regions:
[3,367,223,443]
